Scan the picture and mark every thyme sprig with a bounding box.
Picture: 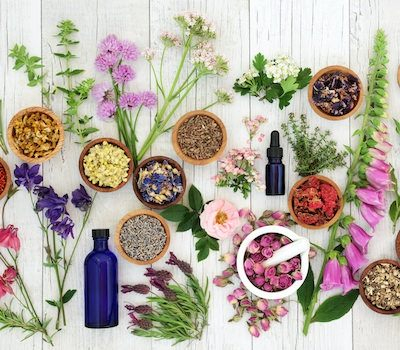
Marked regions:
[281,113,347,176]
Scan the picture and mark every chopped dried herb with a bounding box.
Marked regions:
[177,115,222,160]
[312,70,360,116]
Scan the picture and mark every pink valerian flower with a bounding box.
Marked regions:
[119,92,141,110]
[160,31,182,47]
[344,242,368,273]
[348,223,372,254]
[340,265,358,295]
[365,166,392,190]
[139,91,158,109]
[0,267,17,299]
[243,115,267,140]
[97,100,117,120]
[360,202,384,231]
[92,82,114,103]
[112,64,135,84]
[0,225,21,253]
[356,187,385,209]
[142,48,155,61]
[320,258,342,291]
[95,52,118,72]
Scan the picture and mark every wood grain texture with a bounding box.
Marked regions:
[0,0,398,349]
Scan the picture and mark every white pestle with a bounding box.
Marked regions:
[261,238,310,268]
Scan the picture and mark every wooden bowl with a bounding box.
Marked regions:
[172,110,227,165]
[359,259,400,315]
[115,209,171,265]
[79,137,134,193]
[132,156,186,210]
[396,231,400,259]
[0,158,11,200]
[308,65,364,121]
[7,106,64,163]
[288,175,344,230]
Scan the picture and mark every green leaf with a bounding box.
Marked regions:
[389,200,399,222]
[311,289,359,323]
[344,145,353,155]
[394,118,400,135]
[188,185,203,212]
[160,204,190,222]
[207,236,219,251]
[278,91,295,109]
[62,289,77,304]
[252,53,267,72]
[193,229,207,238]
[197,245,210,262]
[280,76,299,94]
[46,300,58,307]
[195,237,208,250]
[297,264,314,314]
[176,212,198,232]
[296,67,312,89]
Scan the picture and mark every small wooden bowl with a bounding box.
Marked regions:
[132,156,186,210]
[359,259,400,315]
[308,65,364,121]
[172,110,227,165]
[79,137,134,193]
[288,175,344,230]
[396,231,400,259]
[115,209,171,265]
[7,106,64,163]
[0,158,11,200]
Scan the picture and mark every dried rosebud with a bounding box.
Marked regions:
[233,288,247,300]
[260,318,270,331]
[248,325,260,337]
[275,305,288,317]
[121,284,150,294]
[222,267,235,278]
[227,294,238,304]
[232,233,242,246]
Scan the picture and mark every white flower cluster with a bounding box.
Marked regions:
[264,55,300,83]
[237,68,259,85]
[160,31,182,47]
[142,48,155,61]
[215,88,234,104]
[174,12,216,39]
[191,42,229,75]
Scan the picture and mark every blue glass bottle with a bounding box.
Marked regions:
[265,130,285,195]
[84,229,118,328]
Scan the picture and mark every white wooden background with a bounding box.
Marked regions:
[0,0,399,349]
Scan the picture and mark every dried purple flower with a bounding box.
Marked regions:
[166,252,193,276]
[134,305,153,315]
[128,313,153,330]
[150,278,177,301]
[144,267,172,282]
[121,284,150,294]
[14,163,43,191]
[71,185,92,212]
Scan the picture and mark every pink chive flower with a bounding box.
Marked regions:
[275,305,288,317]
[277,261,292,274]
[360,202,383,231]
[249,325,260,337]
[348,223,372,254]
[97,100,117,120]
[92,82,113,103]
[344,242,368,273]
[112,64,135,84]
[0,225,20,253]
[99,34,121,54]
[213,276,231,287]
[233,288,246,300]
[119,92,142,110]
[321,258,342,291]
[260,318,270,331]
[356,187,385,209]
[119,40,140,61]
[256,299,269,312]
[139,91,158,109]
[365,167,392,190]
[95,52,118,71]
[247,240,260,254]
[0,267,17,299]
[340,264,359,295]
[221,253,236,266]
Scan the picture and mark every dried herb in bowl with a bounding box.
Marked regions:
[312,70,361,117]
[177,114,223,160]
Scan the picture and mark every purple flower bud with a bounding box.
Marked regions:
[121,284,150,294]
[320,258,342,291]
[247,240,260,254]
[260,318,270,331]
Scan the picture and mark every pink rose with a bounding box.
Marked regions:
[199,199,240,240]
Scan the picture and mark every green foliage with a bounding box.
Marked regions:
[0,100,8,154]
[233,52,312,109]
[54,20,98,145]
[160,185,219,262]
[297,264,314,314]
[281,113,347,176]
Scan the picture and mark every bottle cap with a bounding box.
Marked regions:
[92,229,109,239]
[267,130,283,158]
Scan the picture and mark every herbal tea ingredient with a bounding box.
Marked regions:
[245,233,302,292]
[281,113,347,176]
[0,164,6,194]
[137,160,183,205]
[83,141,130,188]
[11,111,60,158]
[120,215,166,261]
[177,115,223,160]
[122,253,209,344]
[362,263,400,310]
[312,70,361,116]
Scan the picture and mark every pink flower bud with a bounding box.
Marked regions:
[261,247,274,258]
[256,299,269,312]
[260,318,270,331]
[232,233,242,246]
[270,275,279,287]
[233,288,247,300]
[242,223,254,235]
[213,276,231,287]
[221,253,236,266]
[260,234,273,247]
[275,305,288,317]
[278,274,293,289]
[308,248,317,259]
[263,283,273,292]
[264,266,276,279]
[246,306,258,313]
[244,258,254,271]
[292,270,303,280]
[254,276,265,287]
[290,257,301,270]
[247,316,257,325]
[253,262,265,275]
[227,294,238,304]
[248,325,260,337]
[255,220,267,227]
[248,240,260,254]
[271,239,282,251]
[240,298,252,307]
[277,261,293,274]
[280,236,291,245]
[238,208,250,218]
[245,268,253,276]
[222,267,235,278]
[271,211,285,220]
[251,253,264,262]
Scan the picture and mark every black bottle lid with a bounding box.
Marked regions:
[267,130,283,159]
[92,229,110,239]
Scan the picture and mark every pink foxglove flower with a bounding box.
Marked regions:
[340,265,358,295]
[360,202,383,230]
[369,158,390,172]
[344,242,367,273]
[374,140,392,153]
[0,225,20,253]
[320,258,342,291]
[368,147,387,161]
[348,223,372,254]
[365,167,392,190]
[199,199,240,240]
[356,187,385,209]
[0,267,17,299]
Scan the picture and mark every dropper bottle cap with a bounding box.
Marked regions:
[267,130,283,159]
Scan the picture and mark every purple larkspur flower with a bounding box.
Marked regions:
[99,34,121,55]
[119,92,141,110]
[35,186,69,223]
[92,82,114,103]
[139,91,157,109]
[95,52,118,72]
[51,216,74,239]
[97,100,116,120]
[71,185,92,212]
[112,64,135,84]
[14,163,43,191]
[119,40,140,61]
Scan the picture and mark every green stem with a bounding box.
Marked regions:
[0,100,8,155]
[202,100,218,111]
[159,46,166,91]
[53,229,65,329]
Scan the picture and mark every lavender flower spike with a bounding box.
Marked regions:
[14,163,43,191]
[166,252,193,275]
